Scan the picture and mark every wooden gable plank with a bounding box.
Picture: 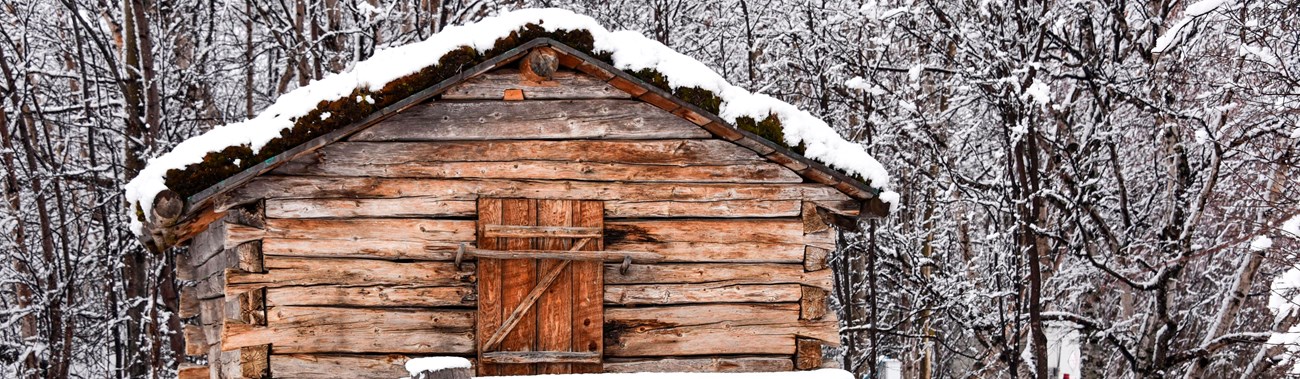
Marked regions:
[442,69,629,100]
[349,100,712,141]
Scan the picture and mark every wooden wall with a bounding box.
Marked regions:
[178,67,857,378]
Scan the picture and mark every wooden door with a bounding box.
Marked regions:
[476,198,604,375]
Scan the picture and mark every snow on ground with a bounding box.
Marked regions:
[124,8,894,236]
[404,357,472,377]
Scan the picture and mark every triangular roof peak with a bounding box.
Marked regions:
[124,9,894,248]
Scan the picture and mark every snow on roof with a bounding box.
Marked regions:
[124,8,893,236]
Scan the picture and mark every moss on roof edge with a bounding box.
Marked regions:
[153,27,863,215]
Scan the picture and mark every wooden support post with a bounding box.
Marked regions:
[413,366,473,379]
[795,337,824,370]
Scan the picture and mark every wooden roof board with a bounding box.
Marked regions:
[147,38,883,250]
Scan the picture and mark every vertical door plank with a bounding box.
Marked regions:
[536,199,574,374]
[476,199,504,376]
[570,200,605,373]
[499,198,538,376]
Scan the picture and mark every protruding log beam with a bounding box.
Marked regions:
[804,246,830,272]
[802,202,831,234]
[152,189,185,225]
[800,285,829,321]
[520,47,559,81]
[795,337,824,370]
[177,363,210,379]
[241,344,271,379]
[183,324,207,356]
[862,197,891,219]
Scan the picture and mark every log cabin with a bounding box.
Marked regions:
[124,9,894,379]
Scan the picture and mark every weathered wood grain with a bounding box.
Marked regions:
[606,241,804,263]
[226,257,474,294]
[570,200,605,374]
[176,363,209,379]
[476,198,504,377]
[269,354,416,379]
[275,159,800,183]
[265,285,474,308]
[442,69,628,100]
[266,198,476,219]
[498,198,537,376]
[804,246,831,272]
[604,283,802,305]
[603,357,794,373]
[225,178,856,211]
[795,338,825,370]
[606,199,802,218]
[800,285,829,321]
[606,263,834,289]
[351,100,711,141]
[606,219,821,245]
[604,304,837,356]
[262,238,458,261]
[223,307,475,353]
[536,199,574,375]
[262,218,475,243]
[480,351,601,365]
[265,197,806,219]
[278,140,768,166]
[240,345,271,378]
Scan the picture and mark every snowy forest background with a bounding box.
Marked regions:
[0,0,1297,378]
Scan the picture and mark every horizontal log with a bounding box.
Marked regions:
[482,225,603,239]
[226,257,474,295]
[442,69,629,100]
[479,351,601,364]
[606,241,804,263]
[262,218,475,243]
[464,247,662,263]
[603,357,794,373]
[270,354,417,379]
[266,198,477,219]
[351,100,711,141]
[606,199,803,218]
[606,219,822,245]
[269,354,453,379]
[224,178,857,213]
[177,363,209,379]
[223,306,475,354]
[604,303,837,356]
[604,283,802,305]
[266,285,474,308]
[265,237,803,263]
[606,263,834,289]
[263,238,459,260]
[274,159,801,183]
[278,140,768,166]
[267,197,806,219]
